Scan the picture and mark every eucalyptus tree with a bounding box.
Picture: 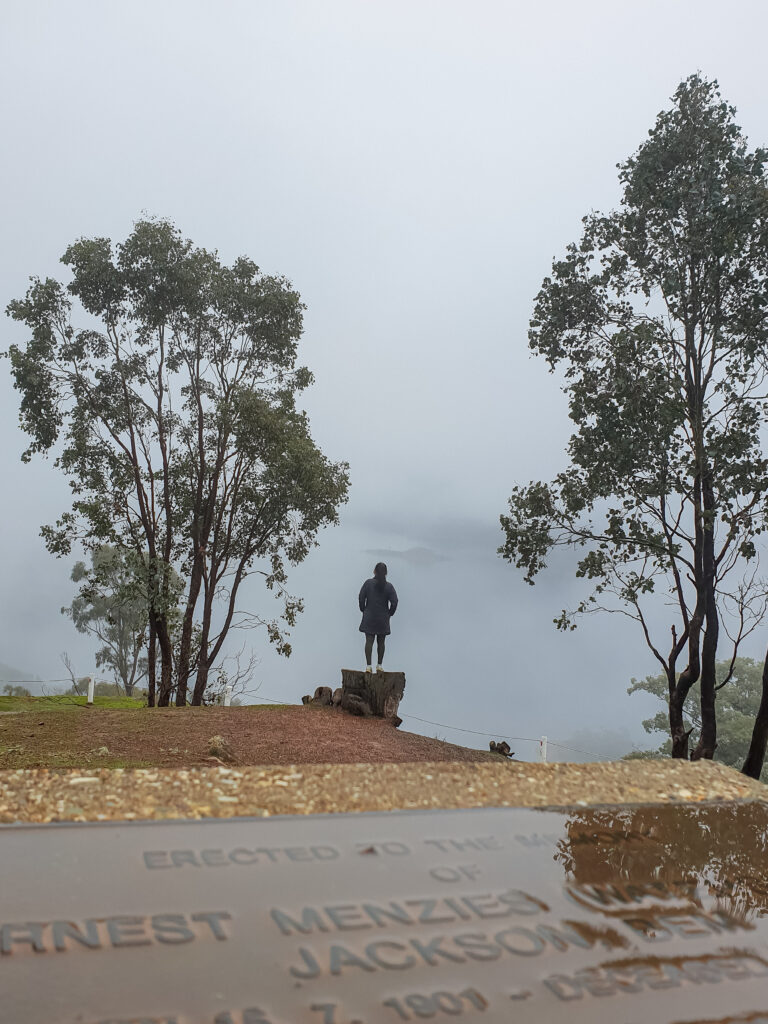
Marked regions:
[63,546,149,697]
[6,218,349,705]
[628,657,768,779]
[500,76,768,760]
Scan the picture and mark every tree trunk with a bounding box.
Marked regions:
[191,557,248,706]
[742,646,768,780]
[693,611,718,760]
[669,609,701,758]
[340,669,405,719]
[147,617,156,707]
[692,473,718,761]
[155,617,175,706]
[192,662,211,706]
[191,586,214,706]
[669,470,704,759]
[668,666,692,759]
[175,555,205,707]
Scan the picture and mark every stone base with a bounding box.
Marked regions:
[340,668,405,722]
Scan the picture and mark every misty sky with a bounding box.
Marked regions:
[3,0,768,760]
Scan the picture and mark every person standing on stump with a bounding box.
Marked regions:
[359,562,398,673]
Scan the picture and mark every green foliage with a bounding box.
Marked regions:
[2,684,31,697]
[499,75,768,756]
[63,546,151,695]
[5,218,350,705]
[628,657,767,779]
[621,748,661,761]
[502,75,768,601]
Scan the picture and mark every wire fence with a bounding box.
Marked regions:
[2,678,72,684]
[240,690,616,761]
[396,712,614,761]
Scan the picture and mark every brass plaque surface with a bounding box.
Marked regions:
[3,802,768,1024]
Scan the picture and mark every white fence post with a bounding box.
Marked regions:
[224,685,232,708]
[538,735,548,763]
[87,675,95,705]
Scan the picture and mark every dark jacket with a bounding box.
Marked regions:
[359,578,398,635]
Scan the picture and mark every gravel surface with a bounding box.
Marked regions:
[1,759,765,824]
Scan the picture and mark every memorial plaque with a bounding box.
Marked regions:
[3,801,768,1023]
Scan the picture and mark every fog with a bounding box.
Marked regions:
[3,0,768,759]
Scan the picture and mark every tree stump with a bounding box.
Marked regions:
[340,669,405,721]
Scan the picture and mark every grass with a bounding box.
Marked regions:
[0,695,292,713]
[0,694,146,713]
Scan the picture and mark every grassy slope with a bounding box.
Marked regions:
[0,697,288,769]
[0,697,151,768]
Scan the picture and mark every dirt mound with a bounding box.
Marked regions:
[0,704,497,770]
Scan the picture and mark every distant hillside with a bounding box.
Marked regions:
[0,661,42,690]
[0,661,39,681]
